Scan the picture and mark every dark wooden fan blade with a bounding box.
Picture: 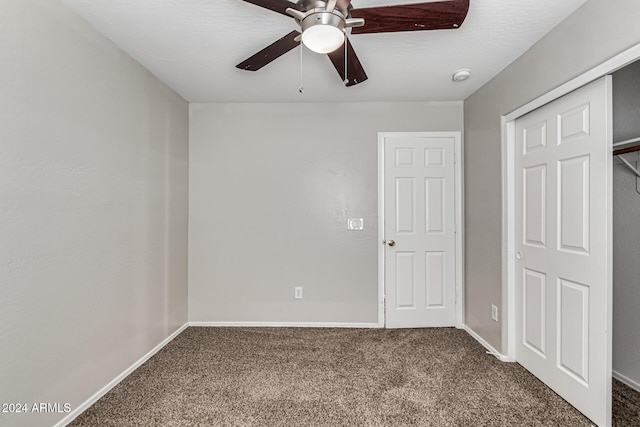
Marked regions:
[236,31,301,71]
[350,0,469,35]
[327,39,368,87]
[239,0,303,17]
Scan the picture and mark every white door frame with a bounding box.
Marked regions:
[377,132,464,328]
[502,42,640,362]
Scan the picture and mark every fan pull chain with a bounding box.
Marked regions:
[299,41,304,94]
[343,33,348,86]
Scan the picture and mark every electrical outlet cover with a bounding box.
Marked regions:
[347,218,364,230]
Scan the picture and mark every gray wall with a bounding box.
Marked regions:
[0,1,189,426]
[189,102,463,324]
[612,62,640,388]
[464,0,640,352]
[613,60,640,144]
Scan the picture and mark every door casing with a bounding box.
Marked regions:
[377,132,464,328]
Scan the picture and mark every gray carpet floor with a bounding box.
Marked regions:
[70,327,639,426]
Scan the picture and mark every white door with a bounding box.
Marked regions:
[383,133,458,328]
[515,77,612,426]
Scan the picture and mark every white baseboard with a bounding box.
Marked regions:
[55,323,189,427]
[189,321,381,329]
[613,369,640,393]
[463,325,513,362]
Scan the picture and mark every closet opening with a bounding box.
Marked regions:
[611,58,640,421]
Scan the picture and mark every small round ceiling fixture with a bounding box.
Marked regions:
[452,69,471,82]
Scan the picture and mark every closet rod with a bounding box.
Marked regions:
[613,144,640,156]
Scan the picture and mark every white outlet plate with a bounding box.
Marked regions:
[294,287,303,300]
[347,217,364,230]
[491,304,499,322]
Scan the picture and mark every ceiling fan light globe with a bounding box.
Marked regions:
[302,25,344,54]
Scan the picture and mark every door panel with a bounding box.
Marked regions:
[524,165,547,247]
[396,252,416,308]
[425,251,445,307]
[425,178,445,233]
[384,134,457,328]
[558,156,590,253]
[396,178,416,233]
[524,121,547,154]
[559,103,590,143]
[558,278,590,384]
[515,77,612,426]
[523,268,546,356]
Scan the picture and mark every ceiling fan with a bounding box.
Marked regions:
[236,0,470,87]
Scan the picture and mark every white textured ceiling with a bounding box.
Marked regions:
[61,0,589,103]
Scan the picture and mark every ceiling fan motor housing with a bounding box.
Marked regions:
[298,0,350,13]
[301,10,346,34]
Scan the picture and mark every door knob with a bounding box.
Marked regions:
[388,240,396,247]
[516,251,522,260]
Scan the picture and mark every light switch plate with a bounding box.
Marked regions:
[347,218,364,230]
